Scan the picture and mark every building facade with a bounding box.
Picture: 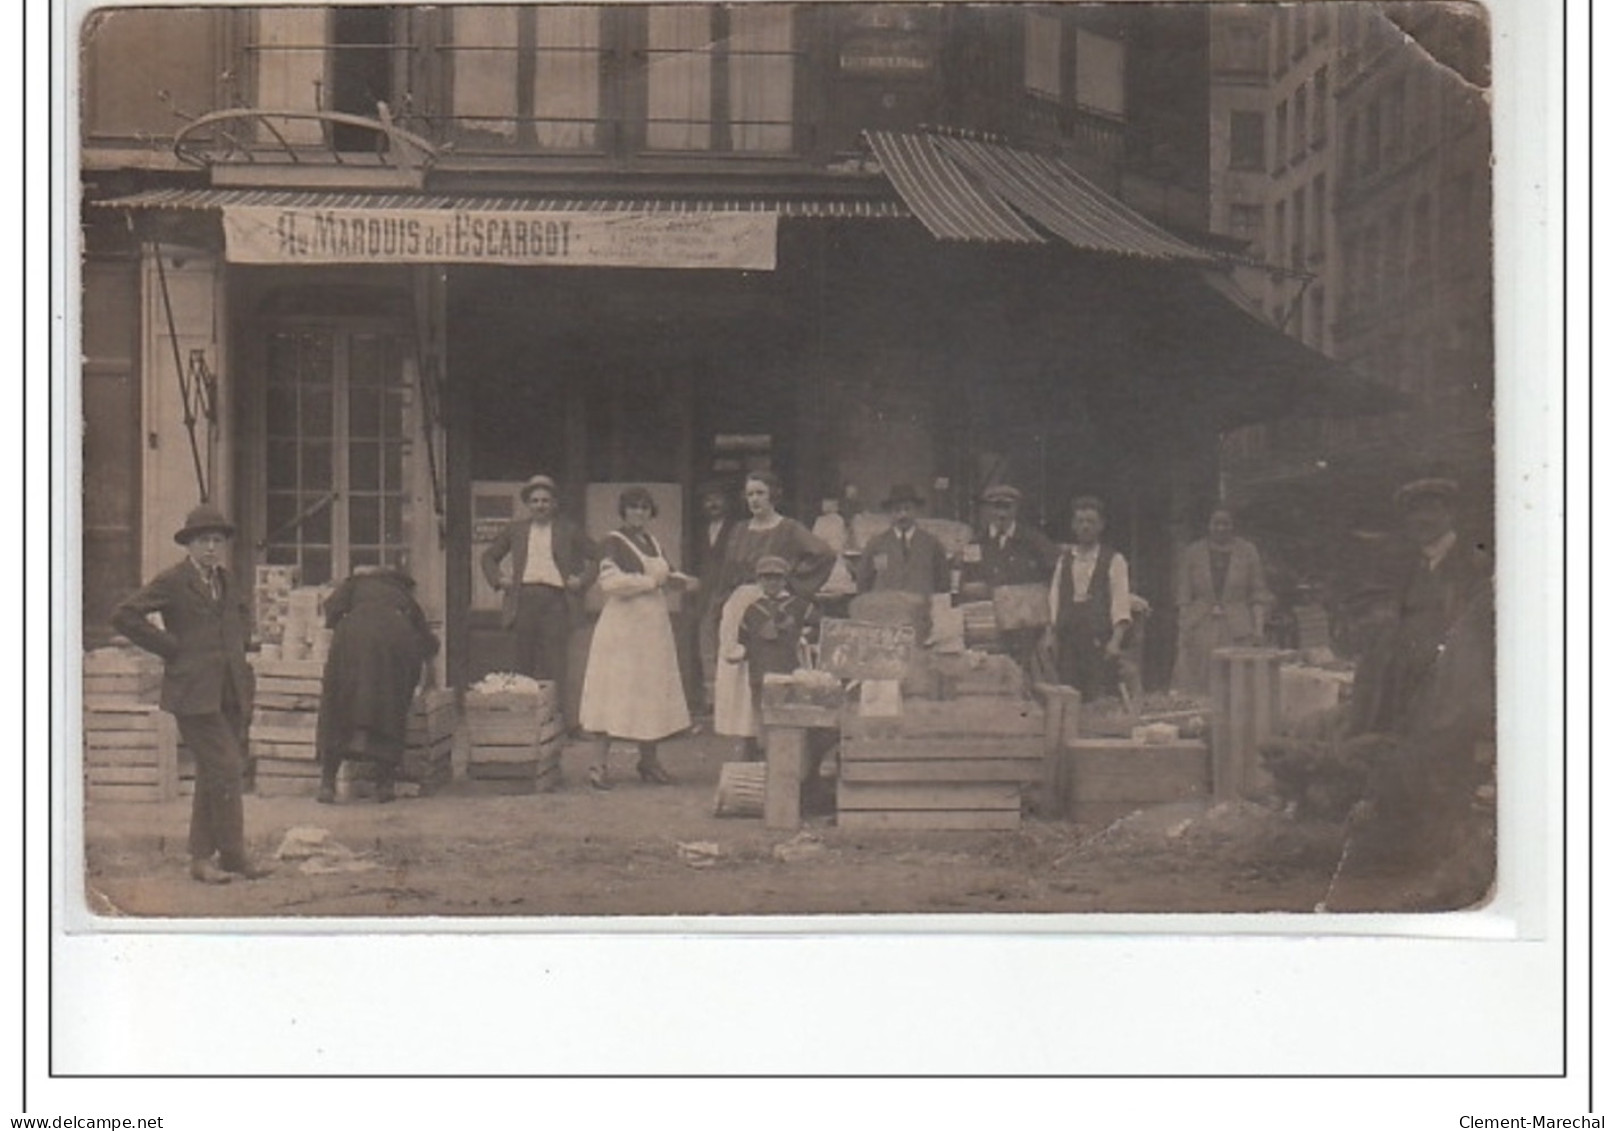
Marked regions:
[81,3,1369,690]
[1207,2,1492,596]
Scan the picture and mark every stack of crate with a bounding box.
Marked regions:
[82,647,174,803]
[249,656,325,796]
[404,687,458,792]
[464,680,563,794]
[836,696,1045,830]
[320,689,460,800]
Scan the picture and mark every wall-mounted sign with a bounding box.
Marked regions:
[838,5,936,76]
[222,205,778,271]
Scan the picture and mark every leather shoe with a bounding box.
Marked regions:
[224,857,275,880]
[190,859,234,885]
[315,784,337,805]
[587,764,613,791]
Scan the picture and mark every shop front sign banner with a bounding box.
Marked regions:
[221,205,778,270]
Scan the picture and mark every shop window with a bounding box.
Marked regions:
[1073,28,1124,117]
[263,328,412,586]
[1229,110,1265,170]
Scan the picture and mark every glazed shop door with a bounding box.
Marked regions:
[259,326,415,585]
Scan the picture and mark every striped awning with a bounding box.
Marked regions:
[95,186,912,221]
[862,131,1041,243]
[866,129,1217,263]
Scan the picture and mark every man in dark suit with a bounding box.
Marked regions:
[479,475,597,709]
[689,480,739,714]
[855,483,950,598]
[111,504,270,884]
[1340,475,1494,906]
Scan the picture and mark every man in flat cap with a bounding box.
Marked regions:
[855,483,949,598]
[1339,474,1494,906]
[962,484,1060,674]
[480,475,597,725]
[1350,475,1492,739]
[112,503,270,884]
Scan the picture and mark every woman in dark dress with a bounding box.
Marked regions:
[316,566,440,803]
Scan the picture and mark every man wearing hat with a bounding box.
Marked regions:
[479,475,597,721]
[111,504,270,884]
[689,479,740,714]
[1350,475,1492,739]
[1341,474,1494,905]
[855,484,949,598]
[961,484,1060,672]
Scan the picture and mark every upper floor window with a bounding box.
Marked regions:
[82,8,222,143]
[1311,66,1328,144]
[1022,14,1124,119]
[447,6,603,151]
[443,4,797,156]
[1274,101,1289,172]
[246,7,410,151]
[1292,85,1308,159]
[1024,12,1063,100]
[1229,110,1265,170]
[1073,28,1125,117]
[647,5,796,152]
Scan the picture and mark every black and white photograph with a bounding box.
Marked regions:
[71,0,1504,921]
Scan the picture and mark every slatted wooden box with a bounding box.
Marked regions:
[837,698,1044,830]
[464,684,562,794]
[1055,738,1211,827]
[248,656,324,795]
[82,647,161,704]
[83,703,179,803]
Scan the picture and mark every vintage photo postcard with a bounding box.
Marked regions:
[69,0,1516,926]
[46,0,1577,1095]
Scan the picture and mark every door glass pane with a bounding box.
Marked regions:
[266,439,299,489]
[302,440,334,489]
[266,384,297,436]
[383,495,404,543]
[350,382,381,436]
[383,388,407,438]
[300,380,334,435]
[301,548,332,586]
[383,442,403,490]
[350,495,380,544]
[350,441,380,491]
[302,495,332,544]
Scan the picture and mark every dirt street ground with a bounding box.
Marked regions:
[81,731,1469,920]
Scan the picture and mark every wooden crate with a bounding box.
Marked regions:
[83,704,179,803]
[465,684,560,789]
[82,648,161,705]
[1054,738,1211,824]
[833,697,1044,831]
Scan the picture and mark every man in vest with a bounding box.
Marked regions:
[855,483,949,597]
[1049,495,1134,703]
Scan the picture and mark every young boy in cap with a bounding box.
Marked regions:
[111,504,271,883]
[726,556,820,760]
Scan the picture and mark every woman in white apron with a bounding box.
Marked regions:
[578,487,693,788]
